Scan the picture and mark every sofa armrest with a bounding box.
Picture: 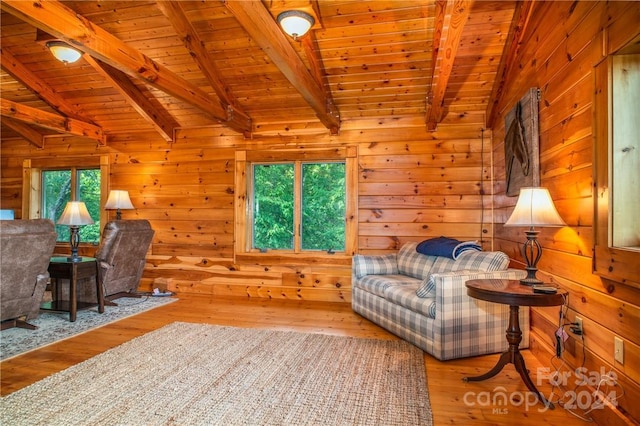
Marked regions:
[429,269,529,359]
[431,269,527,319]
[352,253,398,279]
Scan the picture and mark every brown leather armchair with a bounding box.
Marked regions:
[1,219,57,330]
[95,220,154,302]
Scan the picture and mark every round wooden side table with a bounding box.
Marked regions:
[463,278,567,409]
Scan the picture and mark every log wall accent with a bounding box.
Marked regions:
[491,2,639,424]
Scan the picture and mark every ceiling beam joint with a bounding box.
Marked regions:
[1,98,106,144]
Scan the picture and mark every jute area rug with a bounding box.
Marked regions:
[1,322,432,426]
[0,296,177,361]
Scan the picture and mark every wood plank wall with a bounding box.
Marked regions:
[0,114,487,305]
[490,2,639,425]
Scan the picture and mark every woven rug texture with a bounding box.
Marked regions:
[0,296,177,361]
[0,322,432,426]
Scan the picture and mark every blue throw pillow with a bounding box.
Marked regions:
[416,236,481,259]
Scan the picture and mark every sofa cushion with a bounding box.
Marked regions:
[353,254,398,278]
[415,274,436,298]
[384,284,436,319]
[415,269,476,298]
[396,242,437,280]
[430,250,510,274]
[354,274,420,298]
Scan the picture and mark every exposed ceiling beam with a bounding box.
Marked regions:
[300,33,339,132]
[428,1,447,89]
[1,98,106,144]
[0,47,95,124]
[485,1,534,129]
[0,0,252,136]
[224,0,341,135]
[2,117,45,148]
[84,55,180,143]
[155,1,250,127]
[426,0,472,131]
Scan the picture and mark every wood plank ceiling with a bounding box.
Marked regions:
[0,0,519,145]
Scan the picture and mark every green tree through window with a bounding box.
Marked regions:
[42,168,101,243]
[302,163,345,251]
[253,164,294,249]
[252,161,345,252]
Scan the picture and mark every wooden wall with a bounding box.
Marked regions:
[0,114,487,305]
[491,2,639,425]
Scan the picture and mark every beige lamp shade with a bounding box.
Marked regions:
[46,41,82,64]
[57,201,94,226]
[504,187,565,228]
[105,190,134,210]
[277,10,315,39]
[56,201,93,262]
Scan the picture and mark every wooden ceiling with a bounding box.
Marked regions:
[0,0,521,144]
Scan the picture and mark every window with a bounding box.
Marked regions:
[251,161,346,252]
[593,35,640,287]
[42,168,101,243]
[609,53,639,249]
[22,155,109,246]
[235,148,357,261]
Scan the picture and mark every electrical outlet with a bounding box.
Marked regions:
[573,316,583,335]
[614,336,624,364]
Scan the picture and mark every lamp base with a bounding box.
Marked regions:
[519,276,544,286]
[67,256,83,262]
[519,229,543,286]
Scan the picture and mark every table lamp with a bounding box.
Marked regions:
[57,201,94,262]
[105,190,134,220]
[504,187,566,285]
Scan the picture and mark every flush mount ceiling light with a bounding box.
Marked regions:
[45,41,82,64]
[277,10,315,40]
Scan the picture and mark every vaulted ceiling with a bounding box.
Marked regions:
[0,0,523,145]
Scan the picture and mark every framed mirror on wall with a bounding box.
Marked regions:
[593,34,640,288]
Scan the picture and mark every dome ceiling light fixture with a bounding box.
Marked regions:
[277,10,315,40]
[45,41,83,64]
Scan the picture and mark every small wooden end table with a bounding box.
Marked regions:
[463,279,567,409]
[42,256,104,322]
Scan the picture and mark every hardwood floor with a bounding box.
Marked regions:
[1,294,592,425]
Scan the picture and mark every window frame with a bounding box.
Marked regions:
[593,36,640,288]
[22,155,110,246]
[235,147,357,264]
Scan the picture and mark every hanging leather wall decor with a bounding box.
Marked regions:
[504,88,540,197]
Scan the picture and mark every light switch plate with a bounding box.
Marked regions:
[614,336,624,364]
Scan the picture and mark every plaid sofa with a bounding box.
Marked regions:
[352,242,529,360]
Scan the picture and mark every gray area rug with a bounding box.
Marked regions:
[0,296,177,361]
[0,322,432,426]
